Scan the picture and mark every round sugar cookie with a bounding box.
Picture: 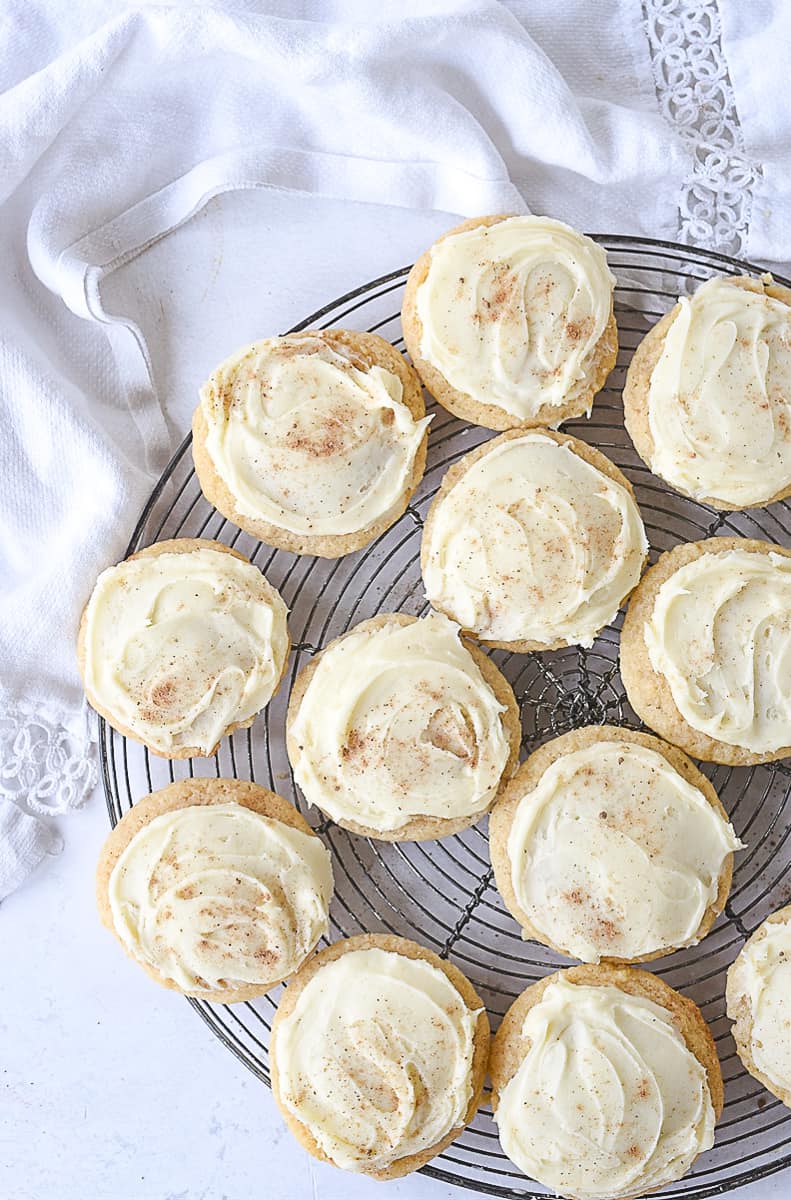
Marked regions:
[402,214,618,430]
[421,428,647,652]
[78,538,290,758]
[620,537,791,764]
[727,903,791,1109]
[286,611,521,840]
[270,933,489,1179]
[490,963,723,1200]
[96,778,333,1003]
[624,275,791,510]
[193,328,429,557]
[489,724,740,963]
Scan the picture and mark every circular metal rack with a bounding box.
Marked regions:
[101,237,791,1197]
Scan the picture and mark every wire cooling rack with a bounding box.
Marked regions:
[101,236,791,1198]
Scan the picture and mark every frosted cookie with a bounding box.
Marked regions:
[78,538,289,758]
[286,611,520,840]
[270,933,489,1179]
[490,725,742,964]
[727,904,791,1107]
[193,329,429,557]
[490,964,723,1200]
[620,537,791,764]
[624,275,791,509]
[421,429,647,651]
[402,214,617,430]
[96,779,333,1002]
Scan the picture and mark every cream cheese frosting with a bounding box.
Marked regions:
[274,947,479,1170]
[728,915,791,1096]
[495,979,716,1199]
[199,334,430,536]
[288,612,510,831]
[507,741,742,961]
[82,546,289,754]
[422,433,647,646]
[646,276,791,507]
[108,802,333,991]
[415,216,615,419]
[644,547,791,753]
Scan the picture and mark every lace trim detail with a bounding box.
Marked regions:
[643,0,762,255]
[0,703,97,817]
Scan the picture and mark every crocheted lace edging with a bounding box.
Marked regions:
[0,701,97,818]
[643,0,762,255]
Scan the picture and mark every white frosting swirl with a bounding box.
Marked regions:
[108,802,333,991]
[646,276,791,507]
[200,334,429,536]
[274,947,479,1171]
[506,740,742,961]
[644,547,791,753]
[82,546,289,754]
[415,216,614,419]
[495,978,716,1200]
[288,612,510,832]
[728,914,791,1096]
[422,433,647,646]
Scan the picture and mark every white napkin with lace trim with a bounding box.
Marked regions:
[2,0,791,897]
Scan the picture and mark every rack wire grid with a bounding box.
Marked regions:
[100,236,791,1198]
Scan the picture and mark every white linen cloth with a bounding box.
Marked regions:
[1,0,790,897]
